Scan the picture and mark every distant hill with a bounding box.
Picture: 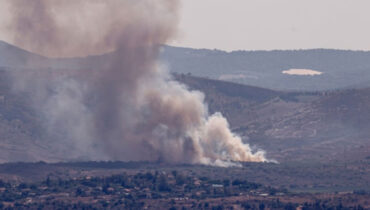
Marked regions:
[0,40,111,70]
[1,40,370,91]
[161,46,370,91]
[0,41,47,69]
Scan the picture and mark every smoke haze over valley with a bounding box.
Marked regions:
[0,39,370,164]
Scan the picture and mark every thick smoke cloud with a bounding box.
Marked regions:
[5,0,267,166]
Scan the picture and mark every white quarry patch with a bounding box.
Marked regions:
[282,69,323,76]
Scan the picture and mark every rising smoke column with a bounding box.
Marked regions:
[4,0,267,166]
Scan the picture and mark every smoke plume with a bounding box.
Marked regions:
[4,0,267,166]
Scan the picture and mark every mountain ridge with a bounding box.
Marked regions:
[2,40,370,91]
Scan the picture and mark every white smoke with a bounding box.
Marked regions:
[4,0,268,166]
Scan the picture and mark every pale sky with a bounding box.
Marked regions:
[1,0,370,51]
[172,0,370,51]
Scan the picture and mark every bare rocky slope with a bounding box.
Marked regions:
[176,74,370,162]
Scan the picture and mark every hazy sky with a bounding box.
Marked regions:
[1,0,370,51]
[172,0,370,51]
